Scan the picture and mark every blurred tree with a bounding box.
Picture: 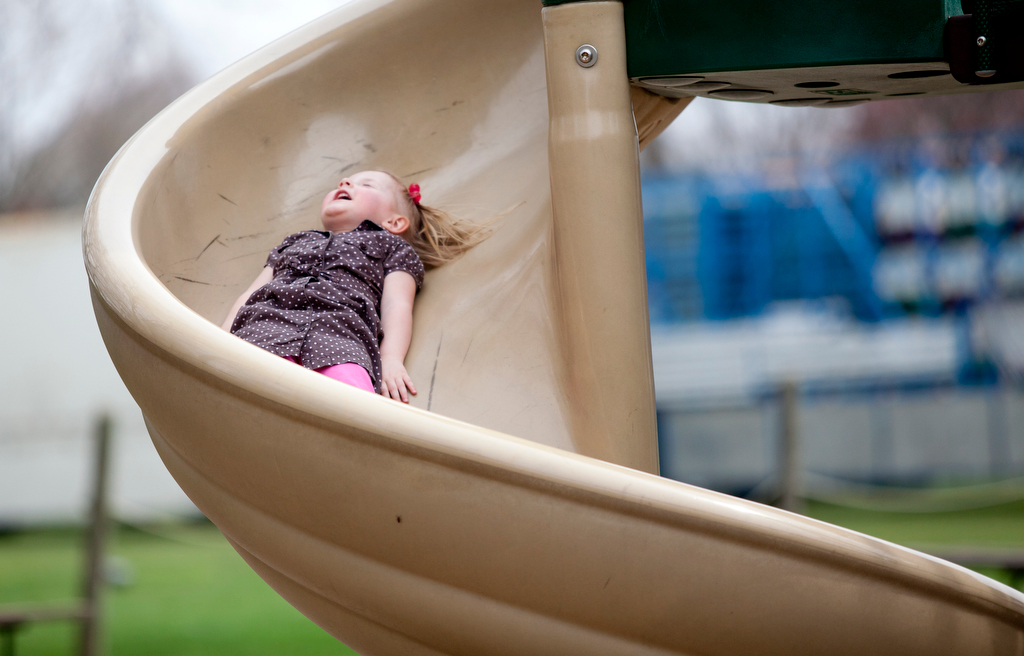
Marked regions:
[0,0,195,212]
[641,88,1024,176]
[853,89,1024,143]
[640,97,860,174]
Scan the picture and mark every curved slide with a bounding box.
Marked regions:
[84,0,1024,654]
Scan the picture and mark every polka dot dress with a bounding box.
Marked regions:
[230,221,424,393]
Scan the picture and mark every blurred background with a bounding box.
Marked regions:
[2,0,1023,654]
[645,92,1024,495]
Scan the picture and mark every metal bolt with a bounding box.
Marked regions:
[575,44,597,68]
[977,35,987,47]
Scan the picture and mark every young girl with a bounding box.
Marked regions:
[221,170,483,403]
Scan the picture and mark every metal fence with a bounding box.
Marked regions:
[658,384,1024,497]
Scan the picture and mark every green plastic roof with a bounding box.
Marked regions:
[542,1,963,76]
[625,1,963,77]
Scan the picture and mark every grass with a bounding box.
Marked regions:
[804,499,1024,548]
[804,498,1024,588]
[0,522,355,656]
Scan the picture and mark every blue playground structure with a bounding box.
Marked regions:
[643,129,1024,333]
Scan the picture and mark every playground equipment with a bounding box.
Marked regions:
[84,0,1024,653]
[623,0,1024,103]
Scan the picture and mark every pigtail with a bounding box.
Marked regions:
[386,173,492,269]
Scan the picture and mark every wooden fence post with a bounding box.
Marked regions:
[778,382,803,514]
[80,414,111,656]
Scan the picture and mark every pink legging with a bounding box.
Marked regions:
[283,356,374,393]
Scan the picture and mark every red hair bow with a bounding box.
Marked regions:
[408,183,421,205]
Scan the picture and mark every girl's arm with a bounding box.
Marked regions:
[221,266,274,331]
[379,270,418,403]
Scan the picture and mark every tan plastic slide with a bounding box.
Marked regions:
[84,0,1024,654]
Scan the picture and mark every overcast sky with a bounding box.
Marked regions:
[152,0,349,79]
[3,0,349,155]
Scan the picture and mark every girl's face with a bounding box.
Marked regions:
[320,170,408,234]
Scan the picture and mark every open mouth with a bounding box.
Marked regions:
[334,189,351,201]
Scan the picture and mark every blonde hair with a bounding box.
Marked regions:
[383,172,491,269]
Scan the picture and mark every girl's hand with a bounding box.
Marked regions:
[380,359,416,403]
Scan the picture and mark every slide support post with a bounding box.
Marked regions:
[542,0,659,474]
